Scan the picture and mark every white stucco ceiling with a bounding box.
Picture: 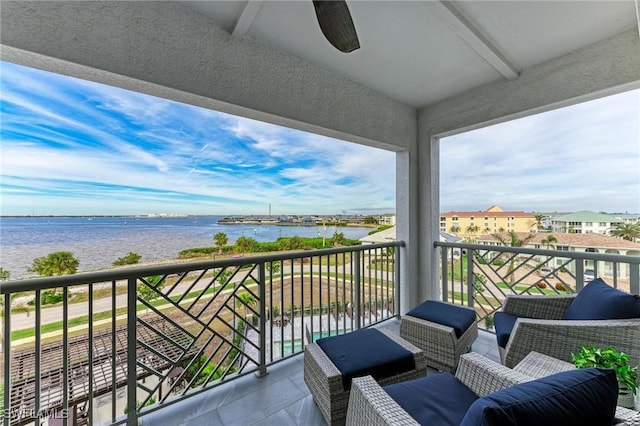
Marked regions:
[177,0,639,108]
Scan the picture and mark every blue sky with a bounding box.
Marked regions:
[0,61,395,216]
[1,61,638,216]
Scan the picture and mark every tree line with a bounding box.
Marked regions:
[0,231,358,282]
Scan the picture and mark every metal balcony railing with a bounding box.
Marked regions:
[0,242,401,426]
[435,241,640,330]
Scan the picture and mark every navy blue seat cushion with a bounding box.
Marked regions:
[493,312,520,348]
[316,328,415,390]
[460,368,618,426]
[384,372,478,426]
[564,278,640,320]
[406,300,477,338]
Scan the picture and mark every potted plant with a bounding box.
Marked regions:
[572,346,638,408]
[484,315,494,330]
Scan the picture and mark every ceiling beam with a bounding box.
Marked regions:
[422,1,520,80]
[232,0,264,38]
[636,0,640,36]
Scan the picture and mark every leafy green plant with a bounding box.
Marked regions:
[472,274,486,294]
[0,267,10,281]
[28,251,79,276]
[484,315,494,329]
[124,396,156,414]
[41,289,65,305]
[113,252,141,266]
[137,275,165,311]
[572,346,638,394]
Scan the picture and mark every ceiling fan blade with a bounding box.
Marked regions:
[313,1,360,53]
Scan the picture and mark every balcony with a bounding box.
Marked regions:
[2,242,639,425]
[1,243,401,425]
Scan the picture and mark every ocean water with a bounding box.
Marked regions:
[0,216,373,279]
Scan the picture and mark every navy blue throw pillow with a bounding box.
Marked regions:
[460,368,618,426]
[564,278,640,320]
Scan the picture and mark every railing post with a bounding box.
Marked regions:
[34,291,41,422]
[466,248,474,308]
[355,251,361,329]
[3,295,10,426]
[62,287,69,422]
[395,245,401,317]
[630,263,639,296]
[257,261,268,377]
[575,261,585,292]
[440,246,448,303]
[127,277,138,426]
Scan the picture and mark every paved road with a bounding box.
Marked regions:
[3,257,392,343]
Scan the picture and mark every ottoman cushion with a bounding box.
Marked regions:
[316,328,415,389]
[407,301,476,338]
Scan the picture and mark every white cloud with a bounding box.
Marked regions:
[0,62,397,216]
[440,89,640,213]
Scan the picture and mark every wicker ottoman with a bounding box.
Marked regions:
[303,328,427,426]
[400,300,478,372]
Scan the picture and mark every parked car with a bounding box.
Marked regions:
[538,267,553,277]
[584,269,595,282]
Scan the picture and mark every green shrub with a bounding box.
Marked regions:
[29,289,65,305]
[179,247,216,258]
[113,252,141,266]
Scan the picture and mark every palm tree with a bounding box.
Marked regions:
[28,251,80,303]
[214,232,228,255]
[611,223,640,242]
[28,251,79,277]
[541,234,558,249]
[533,214,546,230]
[234,291,257,333]
[236,292,257,319]
[466,225,480,241]
[492,231,537,282]
[449,226,461,233]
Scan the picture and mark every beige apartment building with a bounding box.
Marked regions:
[440,205,536,240]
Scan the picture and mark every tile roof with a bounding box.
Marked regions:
[441,211,534,218]
[477,232,640,250]
[551,210,625,222]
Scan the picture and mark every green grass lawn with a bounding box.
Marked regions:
[10,282,231,341]
[495,281,567,295]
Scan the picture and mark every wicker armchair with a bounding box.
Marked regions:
[498,294,640,369]
[346,352,529,426]
[345,352,640,426]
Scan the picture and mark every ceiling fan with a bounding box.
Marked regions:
[312,1,360,53]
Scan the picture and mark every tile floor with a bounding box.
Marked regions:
[142,319,500,426]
